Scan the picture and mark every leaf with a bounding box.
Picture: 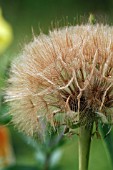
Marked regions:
[49,149,62,168]
[99,123,113,167]
[95,112,108,124]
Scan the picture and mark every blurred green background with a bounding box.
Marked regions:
[1,0,113,170]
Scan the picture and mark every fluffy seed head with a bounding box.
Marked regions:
[5,24,113,136]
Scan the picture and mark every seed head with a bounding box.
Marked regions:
[5,24,113,137]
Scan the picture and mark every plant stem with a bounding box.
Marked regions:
[79,124,93,170]
[43,153,50,170]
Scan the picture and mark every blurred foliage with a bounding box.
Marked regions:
[0,8,13,55]
[5,165,38,170]
[1,0,113,170]
[0,6,13,170]
[0,127,15,169]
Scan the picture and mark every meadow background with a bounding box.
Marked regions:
[1,0,113,170]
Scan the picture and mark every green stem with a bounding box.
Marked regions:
[79,124,93,170]
[43,154,50,170]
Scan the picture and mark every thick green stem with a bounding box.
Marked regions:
[79,124,93,170]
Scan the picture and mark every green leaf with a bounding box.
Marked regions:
[100,124,113,168]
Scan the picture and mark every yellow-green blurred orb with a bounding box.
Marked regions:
[0,9,13,54]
